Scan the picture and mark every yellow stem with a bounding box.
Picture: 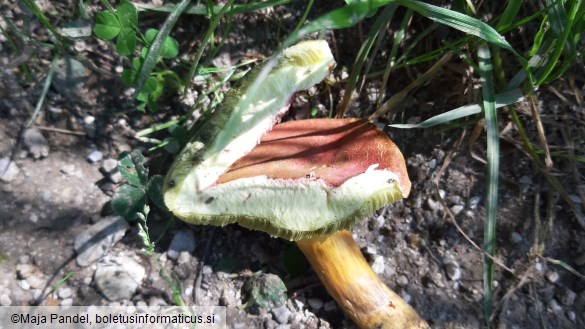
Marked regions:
[296,230,428,329]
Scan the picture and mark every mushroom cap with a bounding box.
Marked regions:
[219,118,411,195]
[169,118,410,240]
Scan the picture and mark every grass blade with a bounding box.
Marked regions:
[496,0,523,31]
[290,0,314,37]
[27,56,58,127]
[336,5,396,118]
[389,88,524,129]
[536,0,581,85]
[286,1,380,44]
[396,0,514,52]
[21,0,66,47]
[135,0,191,94]
[184,0,235,87]
[377,8,412,107]
[478,44,498,329]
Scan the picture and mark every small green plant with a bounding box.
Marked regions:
[112,150,166,254]
[94,0,182,111]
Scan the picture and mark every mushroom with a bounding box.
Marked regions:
[163,40,428,328]
[218,118,428,328]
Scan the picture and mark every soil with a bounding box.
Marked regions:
[1,1,584,329]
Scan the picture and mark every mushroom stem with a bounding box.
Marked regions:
[296,230,429,329]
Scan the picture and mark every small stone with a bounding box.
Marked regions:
[202,265,213,275]
[365,245,377,256]
[445,261,462,281]
[469,196,481,209]
[510,232,523,244]
[519,175,532,185]
[60,298,73,306]
[546,271,559,283]
[167,230,196,260]
[428,159,437,169]
[374,215,385,228]
[294,298,305,310]
[567,311,576,322]
[535,261,544,272]
[438,189,446,199]
[450,205,464,216]
[406,233,423,250]
[447,195,462,204]
[23,128,49,159]
[58,287,72,299]
[26,276,46,289]
[0,158,20,182]
[29,213,38,224]
[94,256,146,301]
[220,287,237,307]
[0,294,12,306]
[396,275,409,286]
[177,251,192,264]
[84,115,95,125]
[101,158,122,183]
[271,304,291,324]
[33,289,43,301]
[323,301,336,312]
[556,288,577,306]
[307,297,323,310]
[401,292,412,304]
[18,280,30,290]
[148,296,167,306]
[548,299,563,312]
[74,216,129,267]
[87,150,103,163]
[16,264,36,279]
[426,198,440,211]
[371,255,385,275]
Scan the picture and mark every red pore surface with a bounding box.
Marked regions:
[218,118,411,194]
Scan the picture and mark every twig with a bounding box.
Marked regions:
[35,125,86,136]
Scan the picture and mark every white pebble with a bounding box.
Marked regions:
[307,297,323,310]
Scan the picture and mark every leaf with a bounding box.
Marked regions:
[130,150,149,185]
[147,175,167,211]
[94,12,120,40]
[112,184,146,220]
[116,29,136,56]
[132,57,143,71]
[140,76,158,95]
[115,0,138,29]
[121,69,136,85]
[118,150,149,186]
[118,153,142,186]
[161,36,179,59]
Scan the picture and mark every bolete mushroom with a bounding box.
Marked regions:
[163,40,428,328]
